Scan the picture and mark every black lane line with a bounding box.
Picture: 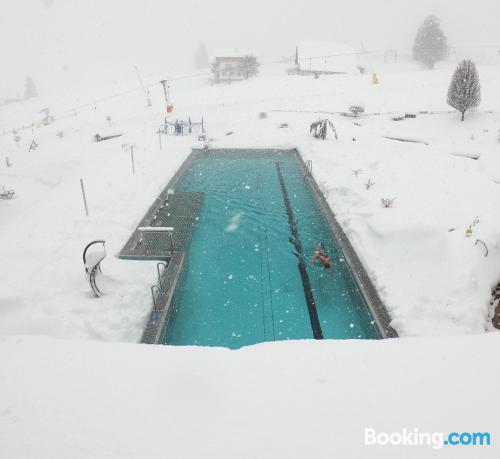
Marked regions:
[275,162,324,340]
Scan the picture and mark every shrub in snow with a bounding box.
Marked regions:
[381,197,396,208]
[447,60,481,122]
[310,119,338,140]
[5,157,11,167]
[0,187,15,199]
[349,105,365,118]
[40,108,51,126]
[412,15,448,69]
[352,169,362,177]
[365,179,375,189]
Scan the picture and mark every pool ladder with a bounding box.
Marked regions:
[151,261,171,312]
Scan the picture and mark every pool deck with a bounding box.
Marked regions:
[124,148,398,344]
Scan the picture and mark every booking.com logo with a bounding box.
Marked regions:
[364,428,491,450]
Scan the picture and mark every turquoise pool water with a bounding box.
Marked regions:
[161,150,381,348]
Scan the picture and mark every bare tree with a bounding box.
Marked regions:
[381,197,396,208]
[447,60,481,121]
[413,15,448,69]
[365,179,375,189]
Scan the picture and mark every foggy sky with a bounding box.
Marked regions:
[1,0,500,97]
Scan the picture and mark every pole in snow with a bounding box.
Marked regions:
[160,80,168,111]
[80,178,89,216]
[134,65,152,107]
[130,145,135,175]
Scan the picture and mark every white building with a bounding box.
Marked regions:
[210,49,258,83]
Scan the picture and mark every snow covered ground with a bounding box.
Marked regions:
[1,60,500,456]
[1,334,499,458]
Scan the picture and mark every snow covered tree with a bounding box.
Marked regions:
[310,119,338,140]
[241,55,259,79]
[195,43,209,69]
[447,59,481,121]
[412,15,448,69]
[24,77,38,99]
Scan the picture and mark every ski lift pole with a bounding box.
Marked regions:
[160,80,173,113]
[135,65,151,107]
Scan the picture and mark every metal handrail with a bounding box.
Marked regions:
[138,226,174,256]
[305,160,313,177]
[151,285,161,311]
[157,262,170,291]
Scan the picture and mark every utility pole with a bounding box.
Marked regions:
[160,80,173,113]
[160,80,168,109]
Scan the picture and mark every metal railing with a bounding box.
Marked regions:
[304,159,313,180]
[138,226,174,256]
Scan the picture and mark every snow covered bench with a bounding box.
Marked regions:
[83,240,106,297]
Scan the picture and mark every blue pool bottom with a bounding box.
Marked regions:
[161,150,381,348]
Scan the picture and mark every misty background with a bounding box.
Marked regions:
[1,0,500,98]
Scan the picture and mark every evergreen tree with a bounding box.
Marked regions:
[241,55,259,79]
[195,43,209,69]
[413,15,448,69]
[447,59,481,121]
[24,77,38,99]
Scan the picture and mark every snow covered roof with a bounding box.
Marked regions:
[211,49,256,60]
[297,42,359,74]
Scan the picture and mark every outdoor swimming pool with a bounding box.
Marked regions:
[159,149,382,348]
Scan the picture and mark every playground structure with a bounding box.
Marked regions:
[159,118,204,137]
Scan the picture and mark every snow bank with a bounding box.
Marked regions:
[0,334,498,458]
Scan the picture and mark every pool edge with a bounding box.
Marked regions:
[294,149,398,339]
[136,147,398,344]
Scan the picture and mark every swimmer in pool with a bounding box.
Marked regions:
[310,245,334,276]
